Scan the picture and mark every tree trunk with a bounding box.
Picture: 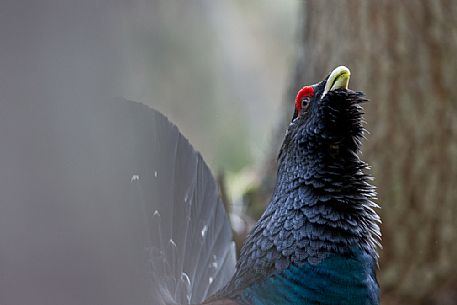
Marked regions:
[264,1,457,304]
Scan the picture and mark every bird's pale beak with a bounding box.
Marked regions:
[322,66,351,98]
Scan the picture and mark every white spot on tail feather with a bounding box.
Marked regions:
[201,225,208,238]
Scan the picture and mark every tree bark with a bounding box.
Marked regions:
[263,1,457,304]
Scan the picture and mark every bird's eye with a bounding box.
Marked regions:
[295,86,314,116]
[301,98,310,111]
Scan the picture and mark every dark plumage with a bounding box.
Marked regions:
[210,66,381,305]
[137,66,381,305]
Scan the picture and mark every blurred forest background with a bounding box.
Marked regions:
[1,0,456,304]
[121,1,299,172]
[135,1,457,305]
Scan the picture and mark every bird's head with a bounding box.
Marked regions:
[293,65,352,120]
[278,66,368,181]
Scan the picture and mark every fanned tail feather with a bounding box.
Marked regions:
[125,101,236,304]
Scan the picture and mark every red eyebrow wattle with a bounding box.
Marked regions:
[295,86,314,114]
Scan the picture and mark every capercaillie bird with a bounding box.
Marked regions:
[148,66,381,305]
[0,66,380,305]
